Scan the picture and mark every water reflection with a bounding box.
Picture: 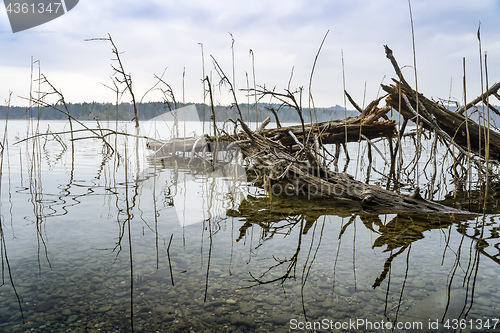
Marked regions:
[228,194,499,330]
[1,121,500,332]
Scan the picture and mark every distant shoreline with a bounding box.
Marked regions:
[2,101,497,124]
[0,101,360,122]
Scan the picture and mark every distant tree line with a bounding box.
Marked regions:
[5,101,497,124]
[0,102,361,123]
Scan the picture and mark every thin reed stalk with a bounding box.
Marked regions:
[249,49,258,128]
[229,33,236,93]
[199,43,207,133]
[408,0,421,189]
[476,23,484,183]
[397,83,404,192]
[483,52,491,211]
[308,30,329,126]
[341,49,348,147]
[463,57,472,203]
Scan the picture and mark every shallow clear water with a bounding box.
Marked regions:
[0,120,499,332]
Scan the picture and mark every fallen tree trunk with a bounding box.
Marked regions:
[147,105,396,156]
[382,45,500,162]
[258,118,395,148]
[146,46,489,214]
[383,82,500,162]
[235,121,471,215]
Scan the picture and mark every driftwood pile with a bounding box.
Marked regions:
[147,104,395,156]
[232,118,466,214]
[149,46,500,215]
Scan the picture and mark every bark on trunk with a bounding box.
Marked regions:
[382,45,500,162]
[236,124,470,215]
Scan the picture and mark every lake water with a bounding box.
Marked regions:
[0,119,499,332]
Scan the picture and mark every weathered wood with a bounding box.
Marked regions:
[383,83,500,162]
[146,46,497,214]
[235,124,471,215]
[382,45,500,162]
[456,81,500,116]
[146,136,210,155]
[147,107,396,156]
[258,119,395,148]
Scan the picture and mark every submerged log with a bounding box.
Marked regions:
[147,123,469,214]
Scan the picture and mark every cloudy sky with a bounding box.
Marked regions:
[1,0,499,108]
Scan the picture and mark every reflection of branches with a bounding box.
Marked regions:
[203,217,213,302]
[455,217,500,265]
[372,245,408,288]
[367,214,458,252]
[233,197,329,292]
[0,221,25,323]
[300,216,326,321]
[447,217,499,321]
[0,101,25,323]
[23,119,53,276]
[333,215,358,294]
[230,195,352,243]
[232,198,328,321]
[392,243,411,323]
[448,215,499,322]
[230,192,494,328]
[112,142,136,331]
[362,214,474,291]
[247,218,303,286]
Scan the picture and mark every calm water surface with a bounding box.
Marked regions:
[0,120,499,332]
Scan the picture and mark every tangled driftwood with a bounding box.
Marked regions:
[148,45,500,215]
[231,118,468,214]
[147,105,395,156]
[382,45,500,162]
